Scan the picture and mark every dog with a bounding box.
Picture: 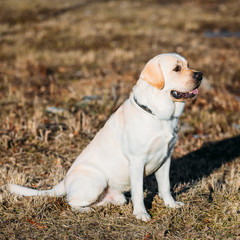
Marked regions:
[8,53,202,221]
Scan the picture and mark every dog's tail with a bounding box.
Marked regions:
[8,180,66,197]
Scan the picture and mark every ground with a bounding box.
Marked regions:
[0,0,240,239]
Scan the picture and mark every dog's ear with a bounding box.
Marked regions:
[141,57,164,90]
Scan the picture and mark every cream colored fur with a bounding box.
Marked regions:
[8,53,202,221]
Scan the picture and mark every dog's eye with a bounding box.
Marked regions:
[173,65,181,72]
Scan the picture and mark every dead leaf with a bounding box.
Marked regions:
[26,218,48,229]
[143,233,152,240]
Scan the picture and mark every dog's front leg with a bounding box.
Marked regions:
[129,159,151,221]
[155,157,184,208]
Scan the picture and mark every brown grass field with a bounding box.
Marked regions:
[0,0,240,239]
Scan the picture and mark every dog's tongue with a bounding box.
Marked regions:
[191,88,198,95]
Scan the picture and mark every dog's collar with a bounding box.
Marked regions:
[133,96,154,116]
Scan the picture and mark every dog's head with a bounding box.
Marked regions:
[140,53,203,102]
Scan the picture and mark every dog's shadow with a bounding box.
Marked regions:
[143,135,240,209]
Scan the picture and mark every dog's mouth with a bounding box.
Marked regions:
[171,84,200,101]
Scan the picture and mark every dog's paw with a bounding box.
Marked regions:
[174,201,185,208]
[72,206,92,213]
[134,211,151,222]
[165,200,185,208]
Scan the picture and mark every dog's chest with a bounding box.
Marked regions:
[144,121,178,176]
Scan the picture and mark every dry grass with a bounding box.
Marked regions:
[0,0,240,239]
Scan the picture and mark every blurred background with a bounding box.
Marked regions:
[0,0,239,239]
[0,0,239,153]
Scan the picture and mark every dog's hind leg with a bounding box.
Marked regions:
[96,188,126,206]
[65,167,108,212]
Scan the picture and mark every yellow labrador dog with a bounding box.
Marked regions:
[9,53,202,221]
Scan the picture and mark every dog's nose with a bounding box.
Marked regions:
[193,72,203,82]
